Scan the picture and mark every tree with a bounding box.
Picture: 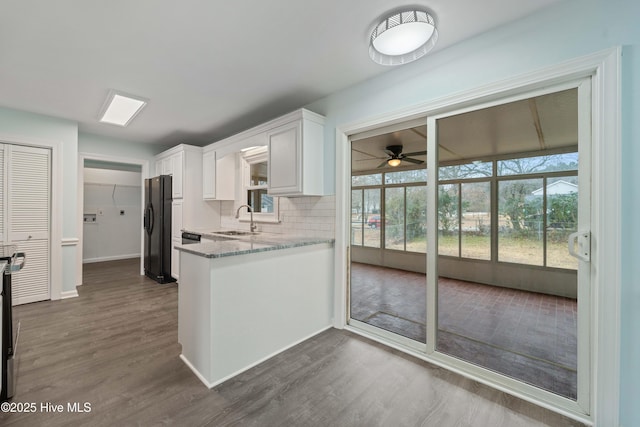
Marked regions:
[548,193,578,228]
[438,185,458,235]
[385,189,404,241]
[499,181,542,233]
[406,187,426,241]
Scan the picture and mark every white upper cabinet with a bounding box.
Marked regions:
[202,150,236,200]
[267,121,300,195]
[154,144,220,232]
[172,151,184,199]
[202,150,216,199]
[267,110,325,197]
[155,149,184,199]
[203,109,326,198]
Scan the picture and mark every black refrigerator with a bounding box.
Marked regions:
[143,175,175,284]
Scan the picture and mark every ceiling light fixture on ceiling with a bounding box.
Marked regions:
[369,8,438,66]
[99,90,148,127]
[387,158,402,167]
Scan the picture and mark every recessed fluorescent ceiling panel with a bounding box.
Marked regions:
[99,91,147,126]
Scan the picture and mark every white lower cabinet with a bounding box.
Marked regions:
[171,200,183,280]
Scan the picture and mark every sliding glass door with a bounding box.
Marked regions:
[347,80,592,414]
[428,82,591,407]
[349,125,427,346]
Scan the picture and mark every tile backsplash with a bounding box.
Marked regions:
[220,195,335,239]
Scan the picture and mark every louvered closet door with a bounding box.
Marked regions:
[7,145,51,305]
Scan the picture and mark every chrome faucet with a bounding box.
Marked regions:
[235,204,257,233]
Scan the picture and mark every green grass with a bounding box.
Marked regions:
[355,226,576,270]
[438,234,576,269]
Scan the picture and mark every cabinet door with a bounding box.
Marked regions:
[171,200,183,241]
[171,201,183,280]
[172,152,183,199]
[268,121,301,195]
[215,154,236,200]
[161,157,172,175]
[171,239,180,280]
[202,151,216,200]
[7,145,51,305]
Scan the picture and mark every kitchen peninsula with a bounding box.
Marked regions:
[176,232,334,388]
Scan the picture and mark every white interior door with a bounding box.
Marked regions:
[7,145,51,305]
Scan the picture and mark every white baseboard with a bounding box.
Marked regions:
[180,325,333,389]
[60,289,79,299]
[83,253,140,264]
[179,354,215,388]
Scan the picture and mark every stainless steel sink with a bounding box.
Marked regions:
[212,230,257,236]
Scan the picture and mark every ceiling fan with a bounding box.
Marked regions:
[377,145,426,168]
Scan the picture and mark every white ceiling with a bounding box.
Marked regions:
[0,0,562,147]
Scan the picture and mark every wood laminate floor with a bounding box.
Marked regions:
[0,258,584,426]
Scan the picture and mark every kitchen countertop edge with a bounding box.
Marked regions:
[176,230,334,259]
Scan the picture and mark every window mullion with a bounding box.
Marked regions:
[404,187,408,251]
[542,176,548,267]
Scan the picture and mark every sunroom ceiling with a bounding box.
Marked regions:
[351,88,578,173]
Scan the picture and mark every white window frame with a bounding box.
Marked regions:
[240,147,279,223]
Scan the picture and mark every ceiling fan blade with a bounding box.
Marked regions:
[403,157,425,165]
[355,156,387,161]
[402,150,427,157]
[383,149,395,156]
[376,160,389,168]
[352,147,383,159]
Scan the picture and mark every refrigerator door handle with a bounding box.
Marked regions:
[148,204,155,235]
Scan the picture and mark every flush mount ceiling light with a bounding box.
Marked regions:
[99,90,148,126]
[369,8,438,66]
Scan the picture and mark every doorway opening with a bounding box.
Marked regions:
[82,160,142,265]
[77,154,149,285]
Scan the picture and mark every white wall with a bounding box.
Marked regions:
[304,1,639,424]
[0,106,78,298]
[83,168,142,263]
[79,133,161,167]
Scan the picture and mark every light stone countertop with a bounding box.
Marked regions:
[175,229,334,259]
